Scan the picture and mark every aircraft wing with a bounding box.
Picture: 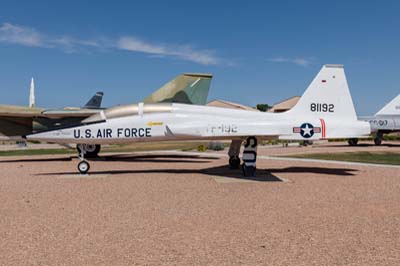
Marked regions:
[0,105,101,118]
[0,105,44,117]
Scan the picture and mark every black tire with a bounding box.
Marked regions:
[78,161,90,174]
[77,144,101,158]
[374,137,382,146]
[348,138,359,146]
[242,164,256,177]
[229,156,241,169]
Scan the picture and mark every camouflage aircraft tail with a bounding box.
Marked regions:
[143,73,212,105]
[83,92,104,109]
[375,94,400,116]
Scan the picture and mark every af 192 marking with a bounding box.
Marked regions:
[310,103,334,113]
[209,124,238,134]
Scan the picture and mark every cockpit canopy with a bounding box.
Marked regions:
[82,103,172,123]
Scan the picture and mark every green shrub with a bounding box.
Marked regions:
[197,145,207,152]
[207,141,225,151]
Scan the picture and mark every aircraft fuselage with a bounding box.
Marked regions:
[28,103,371,144]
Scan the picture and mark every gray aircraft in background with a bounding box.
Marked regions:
[348,94,400,146]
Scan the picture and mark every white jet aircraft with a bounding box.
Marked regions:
[26,65,371,176]
[348,94,400,146]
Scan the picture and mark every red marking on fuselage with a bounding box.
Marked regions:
[320,118,326,138]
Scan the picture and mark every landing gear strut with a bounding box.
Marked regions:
[228,139,242,169]
[242,137,258,177]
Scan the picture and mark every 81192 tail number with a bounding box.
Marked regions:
[311,103,334,113]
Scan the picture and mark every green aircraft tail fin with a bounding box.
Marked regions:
[143,73,213,105]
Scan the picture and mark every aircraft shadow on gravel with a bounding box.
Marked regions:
[96,153,219,164]
[0,157,73,163]
[38,157,358,182]
[0,153,217,164]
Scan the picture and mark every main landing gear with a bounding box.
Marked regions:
[242,137,258,177]
[348,132,384,146]
[228,139,242,169]
[348,138,359,146]
[228,137,258,177]
[374,132,383,146]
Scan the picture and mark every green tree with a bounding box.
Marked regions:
[256,104,272,112]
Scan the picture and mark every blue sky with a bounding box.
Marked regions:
[0,0,399,115]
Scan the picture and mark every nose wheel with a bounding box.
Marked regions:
[78,160,90,174]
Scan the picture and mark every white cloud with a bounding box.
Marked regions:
[116,37,219,65]
[0,22,221,65]
[0,23,44,47]
[267,57,313,67]
[117,37,166,55]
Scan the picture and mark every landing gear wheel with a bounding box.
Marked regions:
[229,156,241,169]
[78,161,90,174]
[77,144,101,158]
[242,164,256,177]
[374,137,382,146]
[348,138,359,146]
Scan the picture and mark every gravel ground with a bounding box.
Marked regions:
[0,149,400,265]
[209,141,400,157]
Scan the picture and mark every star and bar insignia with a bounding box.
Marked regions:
[293,123,321,138]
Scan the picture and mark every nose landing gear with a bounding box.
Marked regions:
[77,146,90,175]
[77,144,101,158]
[78,160,90,174]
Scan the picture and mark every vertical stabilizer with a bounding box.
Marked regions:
[287,65,358,120]
[375,94,400,116]
[143,73,213,105]
[83,92,104,109]
[29,77,35,108]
